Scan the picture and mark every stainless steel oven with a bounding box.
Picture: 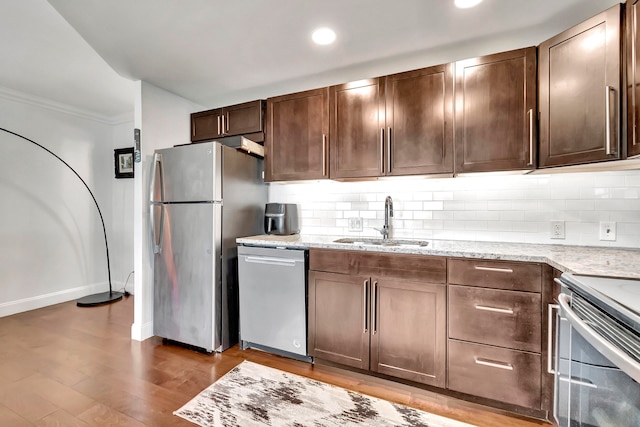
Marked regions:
[554,273,640,426]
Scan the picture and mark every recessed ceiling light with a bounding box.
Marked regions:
[455,0,482,9]
[312,27,336,45]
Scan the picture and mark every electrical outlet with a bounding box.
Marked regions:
[348,217,363,232]
[550,221,565,239]
[599,221,616,241]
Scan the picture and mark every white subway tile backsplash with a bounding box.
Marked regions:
[524,211,557,222]
[413,192,435,201]
[627,174,640,186]
[611,211,640,221]
[581,211,608,222]
[433,211,455,220]
[595,199,640,211]
[511,200,540,211]
[267,170,640,248]
[401,201,423,210]
[443,200,466,211]
[453,211,500,221]
[433,191,453,201]
[414,211,434,220]
[499,211,525,221]
[488,201,512,211]
[422,201,445,211]
[360,210,377,220]
[565,200,594,211]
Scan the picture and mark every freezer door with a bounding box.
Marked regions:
[152,142,222,203]
[153,203,222,352]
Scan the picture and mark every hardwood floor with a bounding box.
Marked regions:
[0,296,552,426]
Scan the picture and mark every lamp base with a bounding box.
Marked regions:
[77,291,124,307]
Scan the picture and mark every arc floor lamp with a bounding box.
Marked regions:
[2,127,124,307]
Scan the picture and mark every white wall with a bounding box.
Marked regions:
[268,170,640,248]
[111,119,135,294]
[132,81,202,341]
[0,90,133,316]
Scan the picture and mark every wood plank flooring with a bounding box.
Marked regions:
[0,296,552,426]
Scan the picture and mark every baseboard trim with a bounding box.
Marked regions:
[0,282,108,318]
[131,321,154,342]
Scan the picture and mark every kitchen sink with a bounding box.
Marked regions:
[333,237,430,248]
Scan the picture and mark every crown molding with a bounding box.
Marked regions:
[0,85,133,126]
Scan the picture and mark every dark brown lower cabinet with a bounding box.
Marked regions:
[308,250,447,388]
[447,258,553,417]
[309,250,554,417]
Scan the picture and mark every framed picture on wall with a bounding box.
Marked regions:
[114,147,134,179]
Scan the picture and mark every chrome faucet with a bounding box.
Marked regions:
[375,196,394,239]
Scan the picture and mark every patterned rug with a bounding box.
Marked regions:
[174,360,476,427]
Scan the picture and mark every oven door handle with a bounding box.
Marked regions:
[558,293,640,384]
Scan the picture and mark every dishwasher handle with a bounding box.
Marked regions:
[242,255,299,267]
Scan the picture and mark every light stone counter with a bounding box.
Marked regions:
[236,234,640,280]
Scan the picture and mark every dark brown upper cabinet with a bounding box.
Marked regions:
[454,47,537,173]
[628,0,640,158]
[191,100,265,143]
[384,64,454,176]
[329,79,385,179]
[264,88,329,182]
[539,4,622,167]
[329,66,454,180]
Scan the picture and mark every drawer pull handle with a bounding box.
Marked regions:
[363,279,369,334]
[372,281,378,335]
[475,357,514,371]
[474,305,514,315]
[474,266,514,273]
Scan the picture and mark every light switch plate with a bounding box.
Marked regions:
[599,221,616,241]
[348,217,363,232]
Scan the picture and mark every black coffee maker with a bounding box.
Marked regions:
[264,203,300,235]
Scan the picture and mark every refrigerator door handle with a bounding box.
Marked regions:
[149,152,164,204]
[150,205,165,254]
[150,153,165,254]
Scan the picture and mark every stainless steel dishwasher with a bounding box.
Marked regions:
[237,245,310,361]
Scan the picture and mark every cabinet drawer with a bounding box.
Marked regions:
[309,249,350,274]
[448,339,541,409]
[448,259,541,292]
[310,249,446,283]
[449,285,541,352]
[351,251,446,283]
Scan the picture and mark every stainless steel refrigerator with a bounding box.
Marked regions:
[150,141,266,352]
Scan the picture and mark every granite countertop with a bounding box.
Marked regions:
[236,234,640,280]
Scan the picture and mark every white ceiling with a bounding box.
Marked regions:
[1,0,621,121]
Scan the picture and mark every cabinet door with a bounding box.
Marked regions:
[455,47,537,173]
[539,4,622,167]
[370,278,446,387]
[265,88,329,181]
[308,271,370,369]
[222,100,264,137]
[330,78,384,179]
[385,64,454,176]
[627,0,640,157]
[191,108,223,142]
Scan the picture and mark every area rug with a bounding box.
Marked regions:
[174,360,476,427]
